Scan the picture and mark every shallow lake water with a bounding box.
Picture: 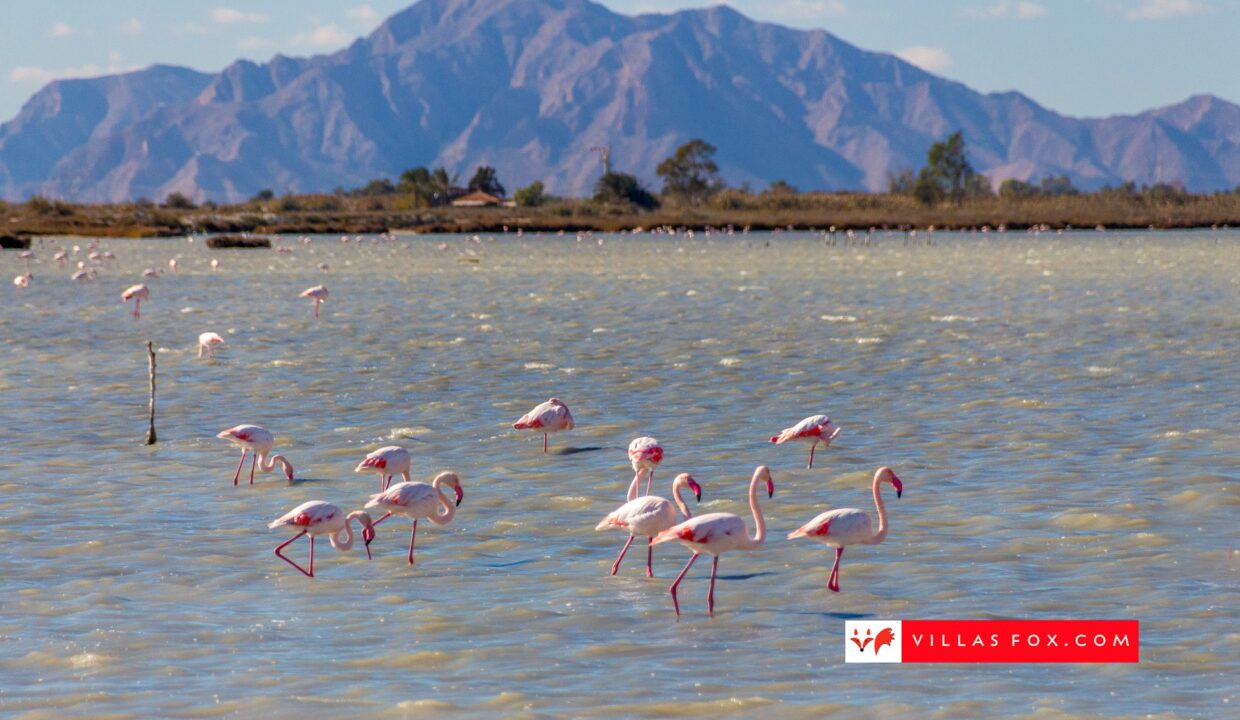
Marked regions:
[0,229,1236,718]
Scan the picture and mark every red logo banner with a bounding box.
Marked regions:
[901,620,1139,663]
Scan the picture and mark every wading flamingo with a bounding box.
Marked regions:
[121,284,149,318]
[300,285,328,318]
[216,424,295,484]
[770,415,840,469]
[268,501,376,577]
[355,446,412,491]
[627,436,664,496]
[365,472,464,565]
[788,467,903,592]
[596,472,702,577]
[513,398,574,452]
[653,466,775,616]
[13,273,31,288]
[198,332,225,359]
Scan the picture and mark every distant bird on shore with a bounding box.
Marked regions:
[168,258,178,273]
[597,472,701,577]
[121,284,149,318]
[197,332,225,359]
[365,472,464,565]
[513,398,574,452]
[216,424,295,485]
[13,273,31,288]
[54,251,68,266]
[653,466,775,616]
[788,467,903,592]
[210,258,220,272]
[269,501,376,577]
[627,436,664,496]
[355,446,412,491]
[142,268,160,279]
[770,415,840,468]
[300,285,328,318]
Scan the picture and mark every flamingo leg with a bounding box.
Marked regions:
[407,519,418,565]
[610,535,636,575]
[669,552,700,617]
[543,432,548,453]
[808,440,818,469]
[249,453,257,484]
[274,530,313,578]
[371,511,393,527]
[231,450,248,486]
[133,299,140,318]
[314,299,320,319]
[646,538,654,578]
[707,555,720,616]
[828,547,844,592]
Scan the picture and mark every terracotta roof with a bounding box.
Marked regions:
[451,190,502,206]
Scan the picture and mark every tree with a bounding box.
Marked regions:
[1038,174,1078,196]
[913,131,982,205]
[998,178,1038,199]
[514,181,549,207]
[399,166,436,206]
[594,172,658,209]
[887,169,916,195]
[431,167,456,204]
[656,139,724,204]
[163,192,196,209]
[766,179,798,195]
[468,166,505,197]
[354,178,397,196]
[252,188,275,202]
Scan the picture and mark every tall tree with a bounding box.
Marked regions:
[594,172,658,209]
[656,139,724,204]
[468,166,505,197]
[914,131,984,205]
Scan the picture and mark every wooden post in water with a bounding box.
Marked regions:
[145,341,157,445]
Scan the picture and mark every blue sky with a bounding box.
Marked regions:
[0,0,1233,122]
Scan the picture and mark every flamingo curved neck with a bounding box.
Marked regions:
[258,452,293,477]
[626,471,642,503]
[330,512,371,551]
[671,478,692,520]
[748,472,767,548]
[871,474,889,545]
[428,477,457,526]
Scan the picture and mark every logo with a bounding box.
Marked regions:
[844,620,1139,663]
[844,621,902,663]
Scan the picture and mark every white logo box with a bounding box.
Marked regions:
[844,620,903,663]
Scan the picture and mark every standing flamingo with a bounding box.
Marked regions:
[216,424,295,484]
[364,472,464,565]
[652,466,775,616]
[770,415,840,469]
[121,284,149,318]
[355,446,412,491]
[512,398,574,452]
[268,501,376,577]
[787,467,903,592]
[627,436,664,496]
[300,285,328,318]
[596,472,702,577]
[13,273,31,288]
[198,332,225,359]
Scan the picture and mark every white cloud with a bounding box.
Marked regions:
[346,5,380,22]
[964,1,1046,19]
[291,23,355,49]
[895,46,952,73]
[210,8,270,24]
[9,54,132,85]
[119,18,144,35]
[236,36,276,51]
[50,22,75,38]
[1126,0,1206,20]
[10,67,58,83]
[771,0,847,19]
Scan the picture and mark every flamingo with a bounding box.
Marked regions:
[54,250,68,266]
[512,398,574,452]
[596,472,702,577]
[121,284,149,318]
[168,258,178,273]
[198,332,225,359]
[365,472,464,565]
[13,273,31,288]
[770,415,840,469]
[652,466,775,616]
[142,268,160,279]
[215,424,295,484]
[268,501,376,577]
[354,446,412,491]
[210,258,220,272]
[300,285,328,318]
[627,436,664,496]
[788,467,903,592]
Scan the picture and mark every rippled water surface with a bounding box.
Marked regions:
[1,230,1236,718]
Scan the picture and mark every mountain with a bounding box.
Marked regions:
[2,0,1238,203]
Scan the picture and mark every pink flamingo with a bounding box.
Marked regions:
[596,472,701,577]
[364,472,464,565]
[268,501,376,577]
[300,285,328,318]
[512,398,574,452]
[788,467,903,592]
[121,284,149,318]
[627,436,664,496]
[216,424,295,484]
[653,466,775,616]
[13,273,31,288]
[770,415,840,468]
[354,446,412,491]
[198,332,225,359]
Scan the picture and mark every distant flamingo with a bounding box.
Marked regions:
[210,258,220,272]
[54,251,68,266]
[653,466,775,616]
[300,285,328,318]
[268,501,376,577]
[365,472,464,565]
[355,446,412,491]
[215,424,295,484]
[198,332,225,359]
[142,268,160,278]
[121,284,149,318]
[168,258,178,273]
[596,472,702,577]
[770,415,840,468]
[513,398,574,452]
[13,273,31,288]
[627,436,664,496]
[788,467,903,592]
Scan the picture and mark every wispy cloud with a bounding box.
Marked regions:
[9,52,133,85]
[210,8,270,24]
[49,22,75,38]
[118,18,144,36]
[291,23,355,49]
[896,46,952,73]
[964,1,1046,19]
[346,5,380,23]
[1126,0,1206,20]
[770,0,847,19]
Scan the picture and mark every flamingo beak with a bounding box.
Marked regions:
[362,527,375,559]
[892,475,903,499]
[690,479,702,502]
[766,478,775,498]
[454,486,464,507]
